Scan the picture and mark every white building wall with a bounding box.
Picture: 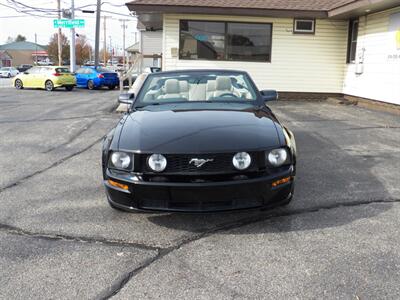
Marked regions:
[342,6,400,105]
[141,31,163,55]
[162,14,348,93]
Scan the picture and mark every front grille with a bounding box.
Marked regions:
[139,152,264,175]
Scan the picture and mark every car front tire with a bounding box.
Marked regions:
[15,79,23,89]
[108,85,116,90]
[65,86,74,91]
[45,80,54,91]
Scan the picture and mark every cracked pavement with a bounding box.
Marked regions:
[0,88,399,299]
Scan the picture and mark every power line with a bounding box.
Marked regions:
[5,0,58,13]
[0,2,57,18]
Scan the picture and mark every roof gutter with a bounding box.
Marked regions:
[328,0,400,17]
[126,4,328,19]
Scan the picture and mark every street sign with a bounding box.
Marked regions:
[53,19,85,29]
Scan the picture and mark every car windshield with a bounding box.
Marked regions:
[0,68,10,71]
[135,71,258,107]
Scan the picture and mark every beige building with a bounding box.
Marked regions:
[0,41,48,66]
[127,0,400,105]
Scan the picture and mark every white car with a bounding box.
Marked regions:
[0,67,19,78]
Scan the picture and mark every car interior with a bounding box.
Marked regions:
[142,75,255,102]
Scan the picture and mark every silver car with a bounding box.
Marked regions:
[0,67,19,78]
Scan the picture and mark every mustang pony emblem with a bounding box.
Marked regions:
[189,158,214,168]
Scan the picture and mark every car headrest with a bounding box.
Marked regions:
[179,80,189,92]
[216,76,232,91]
[206,80,216,92]
[164,79,180,94]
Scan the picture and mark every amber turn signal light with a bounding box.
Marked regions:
[108,179,129,190]
[271,176,291,187]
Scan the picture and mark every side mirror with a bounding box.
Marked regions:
[118,93,135,105]
[260,90,278,102]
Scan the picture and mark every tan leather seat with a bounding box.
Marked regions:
[179,81,189,99]
[212,76,239,98]
[158,79,183,99]
[206,80,216,100]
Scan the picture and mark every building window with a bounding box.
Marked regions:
[293,19,315,34]
[347,19,359,63]
[227,22,272,61]
[179,20,272,62]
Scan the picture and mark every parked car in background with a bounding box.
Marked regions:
[102,69,296,212]
[37,61,54,66]
[0,67,19,78]
[75,66,119,90]
[14,66,76,91]
[144,67,161,73]
[123,67,162,87]
[17,64,33,73]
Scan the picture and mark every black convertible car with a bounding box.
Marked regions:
[102,70,296,212]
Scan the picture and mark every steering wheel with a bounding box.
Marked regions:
[216,93,240,99]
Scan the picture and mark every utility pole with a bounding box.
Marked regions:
[119,19,129,69]
[103,16,109,66]
[57,0,62,66]
[69,0,76,72]
[35,33,38,65]
[94,0,101,67]
[109,35,113,65]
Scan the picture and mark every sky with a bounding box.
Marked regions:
[0,0,138,55]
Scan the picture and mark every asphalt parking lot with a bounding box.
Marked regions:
[0,87,399,299]
[0,77,13,88]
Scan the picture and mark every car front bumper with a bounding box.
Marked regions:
[104,167,295,213]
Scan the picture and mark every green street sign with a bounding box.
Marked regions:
[53,19,85,28]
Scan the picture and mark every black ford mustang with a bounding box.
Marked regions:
[102,70,296,212]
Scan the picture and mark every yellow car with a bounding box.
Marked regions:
[14,66,76,91]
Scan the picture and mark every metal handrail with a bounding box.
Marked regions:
[119,54,142,92]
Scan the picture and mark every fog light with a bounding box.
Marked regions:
[271,176,291,188]
[108,179,129,190]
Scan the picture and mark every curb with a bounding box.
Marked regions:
[326,97,400,116]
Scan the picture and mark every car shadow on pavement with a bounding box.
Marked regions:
[146,129,392,234]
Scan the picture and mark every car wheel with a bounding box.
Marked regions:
[87,80,95,90]
[45,80,54,91]
[65,86,74,91]
[15,79,23,90]
[108,85,116,90]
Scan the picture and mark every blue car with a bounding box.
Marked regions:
[75,66,119,90]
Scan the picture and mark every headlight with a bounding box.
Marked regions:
[232,152,251,170]
[110,152,132,170]
[148,154,167,172]
[267,148,288,167]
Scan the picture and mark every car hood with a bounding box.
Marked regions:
[118,109,282,153]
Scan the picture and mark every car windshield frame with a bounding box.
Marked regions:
[133,70,263,109]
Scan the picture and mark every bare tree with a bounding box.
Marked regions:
[47,33,70,64]
[75,34,92,65]
[15,35,27,42]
